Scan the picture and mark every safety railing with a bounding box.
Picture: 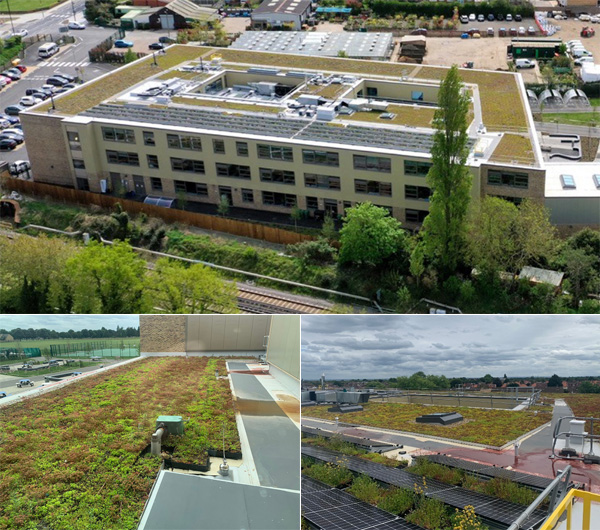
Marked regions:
[539,489,600,530]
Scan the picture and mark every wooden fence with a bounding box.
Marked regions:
[2,179,313,246]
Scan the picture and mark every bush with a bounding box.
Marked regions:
[405,498,451,529]
[287,238,337,266]
[369,0,533,19]
[303,462,354,487]
[347,474,383,505]
[378,487,415,515]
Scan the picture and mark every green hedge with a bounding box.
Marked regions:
[368,0,534,19]
[0,37,24,70]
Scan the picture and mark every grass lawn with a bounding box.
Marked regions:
[588,97,600,108]
[0,0,60,12]
[0,356,239,530]
[305,402,551,447]
[4,337,140,350]
[544,111,600,127]
[344,104,436,128]
[170,96,281,113]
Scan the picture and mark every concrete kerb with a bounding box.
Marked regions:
[0,355,145,409]
[302,416,553,452]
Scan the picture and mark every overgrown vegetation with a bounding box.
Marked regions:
[305,403,551,447]
[0,357,238,529]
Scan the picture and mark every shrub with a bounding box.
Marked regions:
[348,474,383,504]
[287,238,337,266]
[303,462,354,487]
[405,498,451,529]
[378,487,415,515]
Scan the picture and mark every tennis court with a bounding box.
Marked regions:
[49,341,139,359]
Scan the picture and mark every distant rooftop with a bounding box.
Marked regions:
[252,0,311,15]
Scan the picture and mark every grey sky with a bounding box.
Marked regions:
[0,315,140,332]
[301,315,600,380]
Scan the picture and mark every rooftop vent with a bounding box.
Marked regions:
[416,412,463,425]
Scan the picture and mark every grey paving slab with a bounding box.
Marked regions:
[140,472,299,530]
[231,372,300,491]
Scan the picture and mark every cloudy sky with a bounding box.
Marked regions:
[0,315,140,332]
[301,315,600,380]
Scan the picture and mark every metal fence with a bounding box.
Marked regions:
[49,341,139,358]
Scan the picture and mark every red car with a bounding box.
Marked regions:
[14,65,27,73]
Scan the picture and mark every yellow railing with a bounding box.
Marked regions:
[539,489,600,530]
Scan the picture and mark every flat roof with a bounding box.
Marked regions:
[231,31,394,59]
[252,0,311,16]
[27,45,537,167]
[545,163,600,198]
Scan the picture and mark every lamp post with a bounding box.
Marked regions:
[152,48,166,66]
[5,0,16,35]
[70,0,77,21]
[49,93,56,111]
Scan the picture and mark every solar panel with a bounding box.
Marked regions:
[301,475,332,493]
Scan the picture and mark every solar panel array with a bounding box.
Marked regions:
[301,425,398,450]
[422,454,555,491]
[231,31,394,60]
[301,476,422,530]
[301,444,547,528]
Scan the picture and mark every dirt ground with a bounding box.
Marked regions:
[421,18,600,81]
[221,16,251,34]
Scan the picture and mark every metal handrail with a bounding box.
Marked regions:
[507,466,572,530]
[538,488,600,530]
[551,416,599,460]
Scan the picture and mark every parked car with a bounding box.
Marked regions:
[1,132,24,144]
[0,138,17,150]
[496,13,504,21]
[10,29,28,38]
[1,70,20,80]
[158,36,176,44]
[0,75,12,85]
[41,84,57,94]
[574,56,595,65]
[487,14,495,21]
[0,391,6,399]
[528,26,536,35]
[114,39,134,48]
[72,372,82,376]
[515,14,522,22]
[469,13,476,21]
[3,130,24,141]
[477,14,485,22]
[54,72,75,82]
[0,118,10,129]
[0,77,7,87]
[515,58,535,69]
[0,113,19,124]
[16,379,34,388]
[499,27,507,36]
[4,105,24,116]
[14,65,27,73]
[460,15,469,23]
[149,42,165,50]
[590,16,599,23]
[19,96,43,107]
[46,76,68,87]
[9,160,30,174]
[487,27,494,36]
[578,14,591,21]
[68,20,86,29]
[518,26,526,35]
[506,14,513,21]
[25,88,49,99]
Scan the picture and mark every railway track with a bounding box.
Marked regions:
[236,285,332,314]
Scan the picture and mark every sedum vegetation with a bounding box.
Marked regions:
[0,357,239,529]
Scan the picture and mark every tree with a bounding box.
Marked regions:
[482,374,493,384]
[548,374,563,387]
[560,248,598,304]
[65,241,150,313]
[421,65,472,277]
[467,197,518,275]
[149,258,238,314]
[511,199,557,270]
[290,205,302,232]
[0,234,79,313]
[287,238,337,266]
[123,48,137,64]
[321,214,337,241]
[217,194,230,217]
[339,202,407,267]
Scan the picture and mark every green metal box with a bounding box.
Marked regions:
[156,415,184,435]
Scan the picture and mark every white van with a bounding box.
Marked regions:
[38,42,59,59]
[575,56,595,65]
[571,47,592,58]
[515,58,535,69]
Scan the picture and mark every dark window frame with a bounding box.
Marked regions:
[302,149,339,167]
[259,167,295,185]
[106,150,140,166]
[102,126,136,144]
[353,155,391,173]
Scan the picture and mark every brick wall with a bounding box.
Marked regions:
[140,315,186,353]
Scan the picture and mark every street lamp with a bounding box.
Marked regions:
[49,93,56,111]
[152,48,166,66]
[5,0,16,35]
[70,0,76,20]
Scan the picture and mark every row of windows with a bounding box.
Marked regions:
[167,134,202,151]
[258,144,294,161]
[260,168,295,184]
[355,179,392,197]
[102,127,136,144]
[487,170,529,189]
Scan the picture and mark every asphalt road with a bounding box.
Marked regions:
[0,1,117,164]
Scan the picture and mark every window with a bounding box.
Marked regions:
[76,177,89,191]
[242,188,254,203]
[106,150,139,166]
[487,169,528,189]
[306,196,319,209]
[324,199,338,216]
[560,174,576,189]
[406,209,428,223]
[236,142,249,157]
[495,195,522,206]
[302,149,339,167]
[411,91,424,101]
[405,185,431,201]
[304,173,341,190]
[218,186,232,204]
[72,158,85,169]
[213,139,225,154]
[343,201,352,214]
[355,179,392,197]
[143,131,155,146]
[167,134,202,151]
[366,86,378,97]
[257,144,293,161]
[67,131,81,150]
[376,205,394,216]
[150,177,162,191]
[594,174,600,189]
[147,154,159,169]
[171,158,205,174]
[174,180,208,196]
[216,163,251,179]
[102,127,135,144]
[262,191,296,208]
[404,160,432,176]
[354,155,391,173]
[259,168,295,185]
